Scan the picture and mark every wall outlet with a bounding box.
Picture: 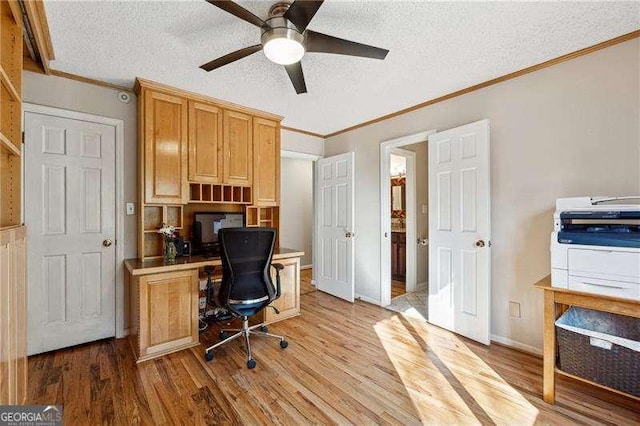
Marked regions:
[422,204,428,214]
[199,297,206,310]
[509,301,521,318]
[126,202,135,215]
[199,279,208,291]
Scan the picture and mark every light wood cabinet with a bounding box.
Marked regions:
[264,256,300,323]
[131,269,199,362]
[223,110,253,186]
[0,226,27,404]
[253,117,280,206]
[135,79,282,260]
[188,101,223,183]
[143,90,188,204]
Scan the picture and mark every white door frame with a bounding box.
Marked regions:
[380,130,436,307]
[281,149,322,278]
[23,103,127,338]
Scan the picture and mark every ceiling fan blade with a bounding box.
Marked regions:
[200,44,262,72]
[305,30,389,60]
[205,0,265,28]
[284,0,324,32]
[284,62,307,94]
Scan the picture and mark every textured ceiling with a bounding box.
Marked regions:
[45,1,639,135]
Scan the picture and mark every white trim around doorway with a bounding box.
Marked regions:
[22,103,127,338]
[380,130,436,307]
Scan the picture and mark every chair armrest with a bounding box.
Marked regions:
[270,263,284,298]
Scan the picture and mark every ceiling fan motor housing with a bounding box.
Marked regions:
[261,17,304,47]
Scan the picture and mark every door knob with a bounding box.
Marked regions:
[345,232,355,239]
[103,239,113,247]
[475,240,485,248]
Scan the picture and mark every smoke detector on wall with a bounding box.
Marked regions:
[118,91,131,104]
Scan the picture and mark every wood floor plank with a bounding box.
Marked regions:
[27,289,640,425]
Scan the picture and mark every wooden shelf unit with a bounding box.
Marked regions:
[535,275,640,404]
[0,0,26,405]
[189,183,252,204]
[141,205,184,259]
[0,0,23,229]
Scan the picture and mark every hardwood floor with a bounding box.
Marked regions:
[391,279,406,298]
[27,290,640,425]
[300,268,315,295]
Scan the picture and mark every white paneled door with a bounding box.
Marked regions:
[25,111,116,355]
[428,120,491,344]
[316,152,355,302]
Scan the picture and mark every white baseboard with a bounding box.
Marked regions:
[301,264,313,270]
[491,334,542,356]
[355,294,382,306]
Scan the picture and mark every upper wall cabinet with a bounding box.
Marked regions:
[223,110,253,186]
[143,90,188,204]
[253,117,280,206]
[188,101,223,184]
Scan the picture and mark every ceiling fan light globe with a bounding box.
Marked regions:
[263,37,305,65]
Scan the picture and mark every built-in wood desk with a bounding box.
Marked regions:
[535,275,640,404]
[125,248,303,362]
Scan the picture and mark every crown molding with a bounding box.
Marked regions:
[324,30,640,139]
[281,126,324,139]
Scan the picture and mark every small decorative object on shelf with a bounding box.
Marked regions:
[158,223,178,264]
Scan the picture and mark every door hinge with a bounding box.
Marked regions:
[21,131,25,145]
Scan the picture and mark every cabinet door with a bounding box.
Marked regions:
[391,236,399,278]
[138,269,198,359]
[144,90,188,204]
[265,257,300,323]
[398,237,406,279]
[188,101,223,183]
[223,110,252,186]
[253,118,280,206]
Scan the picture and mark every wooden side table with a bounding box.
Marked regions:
[535,275,640,404]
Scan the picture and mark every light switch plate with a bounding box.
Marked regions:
[422,205,428,214]
[126,202,135,215]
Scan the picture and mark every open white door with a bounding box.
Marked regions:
[25,111,117,355]
[315,152,355,302]
[428,120,491,344]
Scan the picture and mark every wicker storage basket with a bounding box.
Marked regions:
[555,306,640,396]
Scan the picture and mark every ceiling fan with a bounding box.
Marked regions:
[200,0,389,94]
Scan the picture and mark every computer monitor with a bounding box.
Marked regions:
[192,212,244,255]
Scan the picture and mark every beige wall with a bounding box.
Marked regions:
[403,141,429,285]
[324,39,640,351]
[280,157,313,266]
[23,71,139,259]
[281,129,324,157]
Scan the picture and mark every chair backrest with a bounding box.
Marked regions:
[218,227,277,316]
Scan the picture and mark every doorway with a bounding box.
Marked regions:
[380,120,492,345]
[380,131,434,311]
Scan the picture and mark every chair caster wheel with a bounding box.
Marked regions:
[247,359,257,369]
[260,325,268,333]
[280,340,288,349]
[220,331,228,341]
[204,352,214,362]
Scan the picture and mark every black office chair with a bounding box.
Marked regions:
[204,227,288,369]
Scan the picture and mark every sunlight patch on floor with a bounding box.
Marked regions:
[374,313,539,425]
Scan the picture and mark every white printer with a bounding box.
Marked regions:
[551,196,640,300]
